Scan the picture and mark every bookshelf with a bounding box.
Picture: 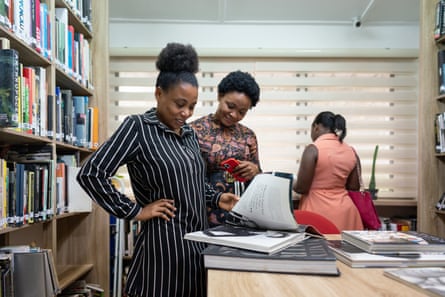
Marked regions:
[0,0,109,296]
[418,0,445,237]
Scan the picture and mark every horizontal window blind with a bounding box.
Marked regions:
[109,55,418,200]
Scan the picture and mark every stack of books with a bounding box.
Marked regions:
[329,230,445,268]
[184,173,339,276]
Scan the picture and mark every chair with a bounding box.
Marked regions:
[293,210,340,234]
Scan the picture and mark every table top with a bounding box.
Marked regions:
[206,235,428,297]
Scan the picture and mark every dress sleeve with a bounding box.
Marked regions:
[248,131,262,172]
[77,116,142,219]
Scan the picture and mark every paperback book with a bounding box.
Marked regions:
[342,230,445,254]
[203,237,339,276]
[328,240,445,268]
[384,267,445,297]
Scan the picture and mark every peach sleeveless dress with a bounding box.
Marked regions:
[299,134,364,231]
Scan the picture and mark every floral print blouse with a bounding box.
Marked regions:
[190,114,261,226]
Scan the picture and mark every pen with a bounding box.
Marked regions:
[375,252,421,259]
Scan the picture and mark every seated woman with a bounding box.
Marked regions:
[293,111,363,231]
[190,70,261,226]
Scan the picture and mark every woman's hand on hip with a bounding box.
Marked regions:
[135,198,176,221]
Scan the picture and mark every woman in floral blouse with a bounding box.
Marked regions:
[190,70,262,226]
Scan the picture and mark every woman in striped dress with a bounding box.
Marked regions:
[77,43,239,297]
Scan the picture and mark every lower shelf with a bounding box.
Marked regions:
[57,264,94,291]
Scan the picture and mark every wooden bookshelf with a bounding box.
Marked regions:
[0,0,109,295]
[418,0,445,237]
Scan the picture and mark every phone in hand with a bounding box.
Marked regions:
[221,158,246,182]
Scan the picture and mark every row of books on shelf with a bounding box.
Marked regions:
[0,245,103,297]
[0,46,99,149]
[0,245,59,297]
[55,5,92,87]
[0,150,92,228]
[0,1,93,87]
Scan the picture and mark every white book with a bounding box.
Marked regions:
[384,267,445,297]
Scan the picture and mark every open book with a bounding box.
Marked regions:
[184,173,320,254]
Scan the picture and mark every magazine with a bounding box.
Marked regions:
[342,230,445,254]
[384,267,445,297]
[328,240,445,268]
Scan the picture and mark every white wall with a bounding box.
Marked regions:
[109,22,419,55]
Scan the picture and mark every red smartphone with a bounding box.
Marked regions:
[220,158,246,182]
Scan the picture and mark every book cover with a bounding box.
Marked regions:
[88,106,99,150]
[47,94,54,139]
[342,230,445,254]
[384,267,445,297]
[328,240,445,268]
[73,96,87,147]
[0,49,20,128]
[12,250,55,297]
[0,253,13,297]
[56,161,66,214]
[438,50,445,94]
[61,89,73,144]
[203,237,339,276]
[66,166,91,212]
[55,86,63,141]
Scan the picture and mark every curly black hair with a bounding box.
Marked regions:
[218,70,260,107]
[155,43,199,91]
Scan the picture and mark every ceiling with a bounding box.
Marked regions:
[109,0,419,26]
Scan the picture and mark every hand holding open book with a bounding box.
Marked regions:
[184,173,321,254]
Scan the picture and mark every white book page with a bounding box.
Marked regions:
[232,174,298,231]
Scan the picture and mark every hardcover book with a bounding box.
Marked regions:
[383,267,445,297]
[342,230,445,254]
[0,49,19,128]
[328,240,445,268]
[185,173,320,254]
[203,237,339,276]
[185,225,307,255]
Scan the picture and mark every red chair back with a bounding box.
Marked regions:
[293,210,340,234]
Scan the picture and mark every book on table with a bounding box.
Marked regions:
[202,237,339,276]
[383,267,445,297]
[341,230,445,254]
[184,173,321,254]
[328,240,445,268]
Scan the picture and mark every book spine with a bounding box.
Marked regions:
[0,49,20,128]
[439,50,445,94]
[74,96,87,147]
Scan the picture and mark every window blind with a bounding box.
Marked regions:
[109,55,418,200]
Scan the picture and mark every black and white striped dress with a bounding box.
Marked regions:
[77,108,219,297]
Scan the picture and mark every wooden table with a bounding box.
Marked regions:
[206,235,427,297]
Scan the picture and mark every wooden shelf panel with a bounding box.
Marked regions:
[0,129,53,146]
[56,67,94,96]
[57,264,94,291]
[373,199,417,207]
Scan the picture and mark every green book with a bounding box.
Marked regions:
[0,49,19,128]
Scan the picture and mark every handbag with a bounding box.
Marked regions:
[348,190,381,230]
[348,151,381,230]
